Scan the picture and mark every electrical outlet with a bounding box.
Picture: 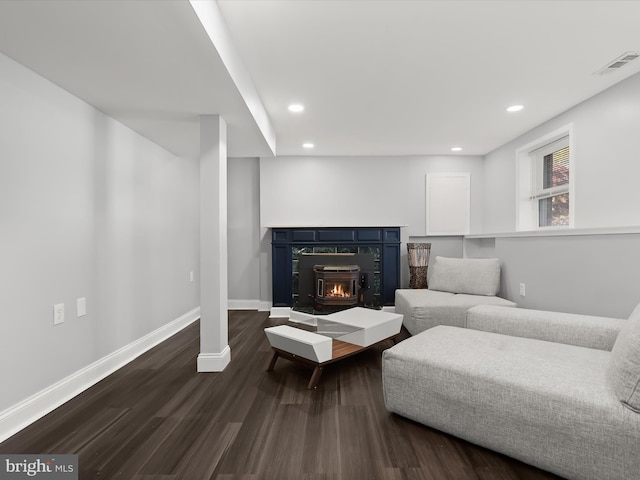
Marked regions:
[77,297,87,317]
[189,271,194,282]
[53,303,65,325]
[519,283,526,297]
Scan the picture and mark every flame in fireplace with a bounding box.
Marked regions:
[327,283,349,297]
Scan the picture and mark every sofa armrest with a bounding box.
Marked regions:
[465,305,626,351]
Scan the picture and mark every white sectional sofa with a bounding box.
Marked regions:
[382,303,640,480]
[395,256,516,335]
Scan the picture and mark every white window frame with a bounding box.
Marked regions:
[515,124,575,231]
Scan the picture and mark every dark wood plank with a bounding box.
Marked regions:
[0,310,562,480]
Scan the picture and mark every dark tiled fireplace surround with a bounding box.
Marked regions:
[271,227,401,309]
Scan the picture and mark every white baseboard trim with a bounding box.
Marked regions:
[228,299,260,310]
[197,345,231,372]
[269,307,291,318]
[227,299,271,312]
[258,301,272,312]
[0,307,200,444]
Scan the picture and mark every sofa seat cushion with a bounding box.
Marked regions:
[395,289,515,335]
[608,303,640,412]
[467,304,625,351]
[427,256,501,296]
[383,326,640,480]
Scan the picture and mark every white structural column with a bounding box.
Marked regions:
[198,114,231,372]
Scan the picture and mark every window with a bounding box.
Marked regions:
[532,137,570,227]
[516,125,574,231]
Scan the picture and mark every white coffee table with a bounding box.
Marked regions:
[264,307,403,389]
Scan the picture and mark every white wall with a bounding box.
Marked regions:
[495,234,640,318]
[464,234,640,319]
[259,156,410,228]
[483,71,640,233]
[259,155,484,234]
[0,52,200,412]
[256,155,484,301]
[473,71,640,319]
[227,157,261,304]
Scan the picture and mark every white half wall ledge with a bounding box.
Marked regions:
[465,225,640,239]
[0,307,200,444]
[197,346,231,372]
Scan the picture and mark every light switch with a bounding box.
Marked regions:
[53,303,65,325]
[77,297,87,317]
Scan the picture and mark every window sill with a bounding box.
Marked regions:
[465,225,640,239]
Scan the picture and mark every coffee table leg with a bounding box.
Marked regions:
[307,366,324,389]
[267,350,279,372]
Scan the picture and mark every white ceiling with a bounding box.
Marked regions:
[0,0,273,157]
[0,0,639,158]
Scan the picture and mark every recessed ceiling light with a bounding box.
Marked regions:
[302,143,314,149]
[506,105,524,112]
[288,104,304,113]
[451,147,463,152]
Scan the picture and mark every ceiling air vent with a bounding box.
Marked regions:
[595,51,640,75]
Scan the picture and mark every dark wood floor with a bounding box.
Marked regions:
[0,311,562,480]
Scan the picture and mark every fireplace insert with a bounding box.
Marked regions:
[313,265,360,311]
[294,252,376,312]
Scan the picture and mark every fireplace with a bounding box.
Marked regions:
[313,265,360,310]
[296,253,374,312]
[270,227,401,309]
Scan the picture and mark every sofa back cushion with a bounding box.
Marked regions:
[608,303,640,413]
[427,256,501,296]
